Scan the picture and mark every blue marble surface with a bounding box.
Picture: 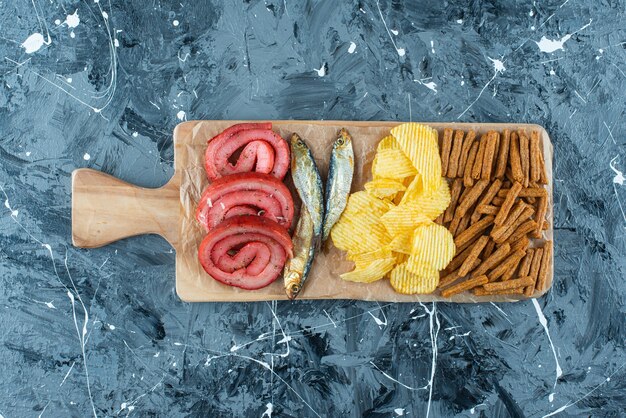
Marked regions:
[1,1,625,417]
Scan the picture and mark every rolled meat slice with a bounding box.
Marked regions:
[196,172,295,231]
[204,122,290,180]
[198,215,293,290]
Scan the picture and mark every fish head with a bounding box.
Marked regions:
[291,133,308,152]
[284,271,302,299]
[334,128,353,150]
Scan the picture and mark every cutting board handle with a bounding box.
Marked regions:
[72,168,179,248]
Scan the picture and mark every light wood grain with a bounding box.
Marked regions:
[72,120,553,303]
[72,169,180,248]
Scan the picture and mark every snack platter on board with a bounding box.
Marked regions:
[72,120,553,303]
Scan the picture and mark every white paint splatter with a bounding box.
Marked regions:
[489,57,506,73]
[422,81,436,92]
[549,69,556,75]
[549,392,555,402]
[370,361,425,390]
[456,19,463,24]
[394,408,405,415]
[421,302,440,418]
[114,39,119,47]
[102,11,108,19]
[457,57,505,119]
[173,19,179,27]
[430,40,435,53]
[610,156,624,185]
[70,31,76,39]
[323,309,337,327]
[470,403,486,414]
[414,78,437,93]
[83,153,91,160]
[367,302,388,327]
[532,299,563,391]
[176,110,186,120]
[154,352,160,357]
[60,361,75,386]
[55,19,61,25]
[22,33,49,54]
[375,1,405,57]
[542,364,625,418]
[108,324,116,330]
[535,20,592,53]
[66,10,80,28]
[348,42,357,54]
[314,63,326,77]
[529,9,535,16]
[261,403,273,417]
[536,36,569,53]
[132,131,138,137]
[390,29,399,35]
[449,331,471,340]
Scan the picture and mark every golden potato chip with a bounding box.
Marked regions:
[408,223,455,271]
[340,257,396,283]
[388,232,413,254]
[393,252,409,263]
[365,178,406,200]
[380,206,431,236]
[333,124,450,294]
[391,123,441,192]
[372,149,417,179]
[397,177,451,220]
[343,191,391,217]
[399,175,423,204]
[351,247,394,269]
[377,135,401,151]
[390,262,439,294]
[331,215,391,254]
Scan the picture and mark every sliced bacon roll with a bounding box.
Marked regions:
[204,122,290,180]
[198,216,293,290]
[196,172,295,232]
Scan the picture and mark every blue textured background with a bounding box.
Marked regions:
[1,1,625,417]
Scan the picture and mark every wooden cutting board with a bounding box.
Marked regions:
[72,120,553,303]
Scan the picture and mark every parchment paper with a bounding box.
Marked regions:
[175,120,553,303]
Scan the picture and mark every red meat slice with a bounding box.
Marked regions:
[196,172,294,232]
[204,122,290,180]
[198,216,293,290]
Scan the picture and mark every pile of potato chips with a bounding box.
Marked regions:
[331,123,456,294]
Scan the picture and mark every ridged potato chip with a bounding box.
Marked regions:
[389,262,439,294]
[343,191,391,217]
[391,123,441,192]
[381,207,431,237]
[372,149,417,179]
[388,232,413,254]
[331,215,391,254]
[408,223,455,271]
[377,135,401,151]
[332,123,452,295]
[365,178,406,200]
[351,247,394,269]
[340,257,396,283]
